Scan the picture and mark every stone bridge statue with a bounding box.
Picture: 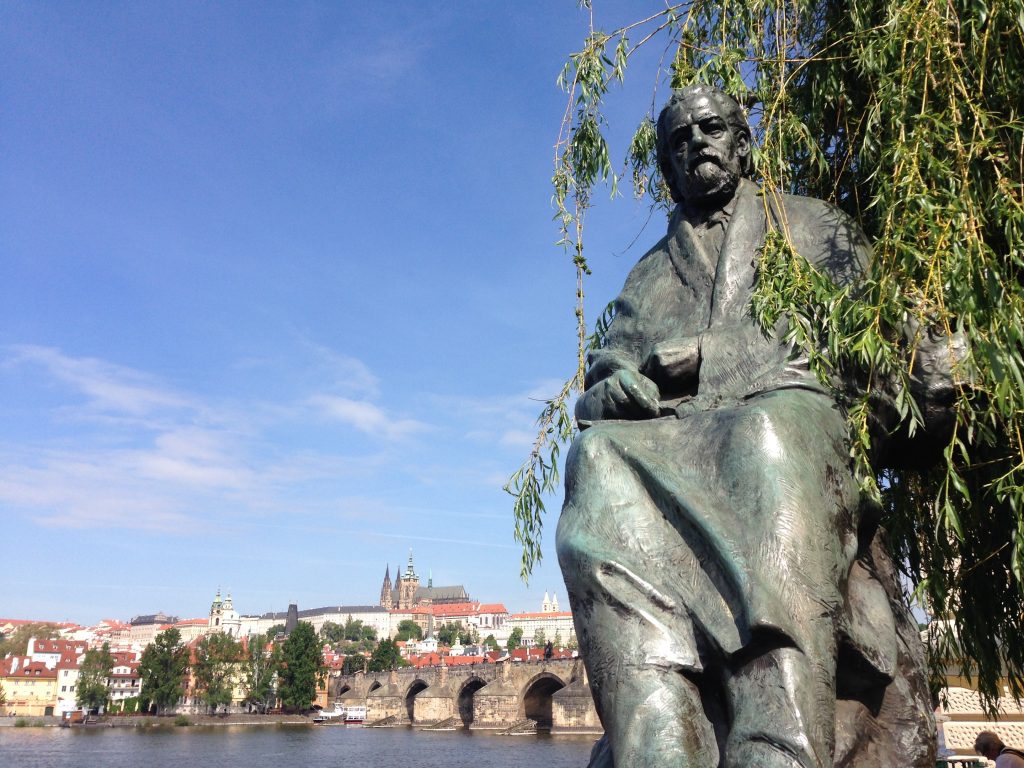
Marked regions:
[557,84,957,768]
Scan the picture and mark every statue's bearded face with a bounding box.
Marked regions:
[664,95,749,204]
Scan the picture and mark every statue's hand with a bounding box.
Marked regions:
[641,337,701,388]
[575,369,661,425]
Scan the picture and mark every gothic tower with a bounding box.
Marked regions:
[380,565,394,609]
[397,549,420,609]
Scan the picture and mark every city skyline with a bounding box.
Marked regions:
[0,2,664,626]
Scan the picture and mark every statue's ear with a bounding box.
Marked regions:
[736,131,751,158]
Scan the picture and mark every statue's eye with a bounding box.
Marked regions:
[673,127,692,151]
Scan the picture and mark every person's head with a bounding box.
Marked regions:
[656,84,753,205]
[975,731,1005,760]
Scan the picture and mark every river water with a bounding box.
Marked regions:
[0,725,597,768]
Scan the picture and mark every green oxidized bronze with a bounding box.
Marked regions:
[558,85,953,768]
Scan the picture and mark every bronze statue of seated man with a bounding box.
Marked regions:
[557,84,945,768]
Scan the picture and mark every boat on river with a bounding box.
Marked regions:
[313,705,365,725]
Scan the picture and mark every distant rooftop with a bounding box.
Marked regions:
[129,612,179,626]
[258,605,385,621]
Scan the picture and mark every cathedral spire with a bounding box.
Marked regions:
[380,565,394,608]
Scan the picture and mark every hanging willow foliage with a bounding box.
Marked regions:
[505,0,1024,709]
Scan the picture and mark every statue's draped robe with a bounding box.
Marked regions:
[557,179,935,768]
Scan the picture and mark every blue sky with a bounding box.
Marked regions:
[0,2,671,625]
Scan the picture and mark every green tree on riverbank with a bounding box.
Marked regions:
[241,633,278,713]
[139,628,189,715]
[76,642,114,713]
[193,633,242,714]
[276,622,323,713]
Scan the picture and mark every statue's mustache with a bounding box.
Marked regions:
[688,151,723,171]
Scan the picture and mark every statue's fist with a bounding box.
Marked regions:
[576,369,661,424]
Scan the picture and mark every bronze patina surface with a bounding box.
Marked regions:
[557,85,950,768]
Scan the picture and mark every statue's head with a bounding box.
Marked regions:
[656,84,753,205]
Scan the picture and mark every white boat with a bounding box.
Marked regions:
[313,704,346,724]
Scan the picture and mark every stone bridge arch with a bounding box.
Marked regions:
[456,675,489,727]
[521,671,568,729]
[404,678,429,723]
[367,680,382,694]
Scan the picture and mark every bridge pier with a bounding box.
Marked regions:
[552,665,602,734]
[469,661,520,730]
[413,662,456,726]
[366,669,408,724]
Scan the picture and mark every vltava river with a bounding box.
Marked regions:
[0,725,596,768]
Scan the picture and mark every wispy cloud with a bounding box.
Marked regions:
[8,344,195,417]
[428,378,569,451]
[307,394,428,440]
[298,338,380,398]
[0,345,415,531]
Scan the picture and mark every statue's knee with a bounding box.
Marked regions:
[569,427,616,471]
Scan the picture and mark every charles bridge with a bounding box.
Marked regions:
[329,657,602,734]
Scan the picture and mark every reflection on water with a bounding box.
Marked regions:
[0,725,596,768]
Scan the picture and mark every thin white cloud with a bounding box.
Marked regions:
[7,344,195,417]
[0,345,418,532]
[498,429,536,449]
[320,30,431,92]
[298,338,380,398]
[0,453,197,532]
[307,394,428,440]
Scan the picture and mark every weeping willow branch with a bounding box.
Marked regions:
[510,0,1024,712]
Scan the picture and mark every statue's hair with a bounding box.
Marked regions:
[975,731,1005,754]
[656,84,753,203]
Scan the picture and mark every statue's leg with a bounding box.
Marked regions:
[558,424,720,768]
[724,644,836,768]
[591,663,718,768]
[715,394,856,768]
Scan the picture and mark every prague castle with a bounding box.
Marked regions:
[379,550,469,610]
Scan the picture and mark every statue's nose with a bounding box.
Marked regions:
[690,125,708,148]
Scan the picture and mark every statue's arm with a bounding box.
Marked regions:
[575,349,661,426]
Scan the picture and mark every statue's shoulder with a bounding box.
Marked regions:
[773,192,871,286]
[622,232,674,287]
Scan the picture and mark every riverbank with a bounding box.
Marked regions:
[0,713,314,728]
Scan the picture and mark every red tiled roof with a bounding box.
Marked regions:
[475,603,508,614]
[30,638,89,655]
[0,658,58,679]
[174,618,208,626]
[406,653,489,668]
[442,655,486,665]
[508,611,574,619]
